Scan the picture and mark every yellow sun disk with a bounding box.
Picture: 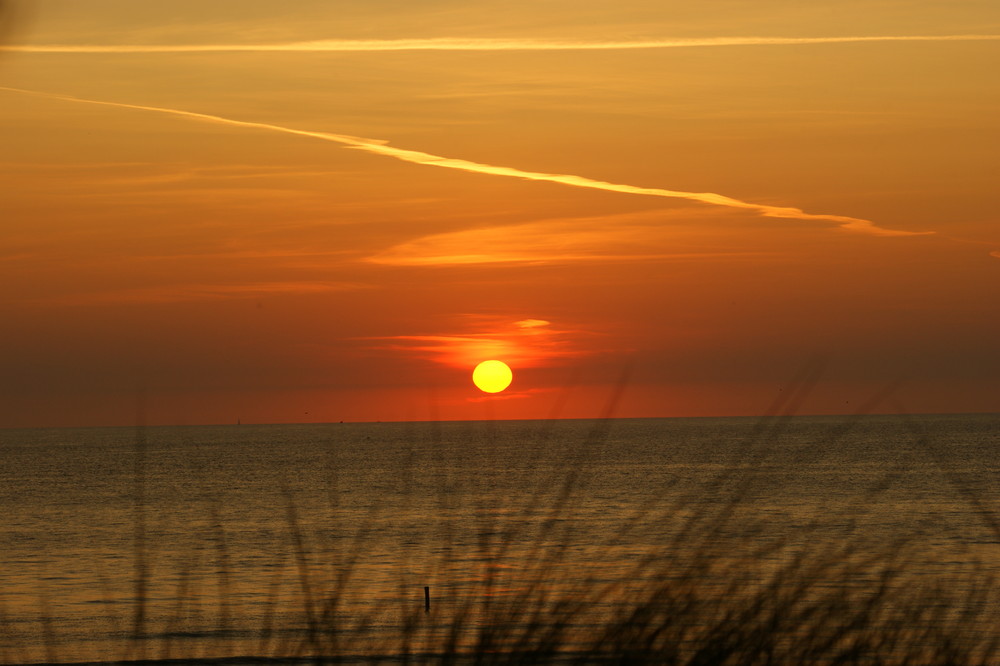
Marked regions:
[472,360,513,393]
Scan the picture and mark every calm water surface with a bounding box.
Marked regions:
[1,414,998,661]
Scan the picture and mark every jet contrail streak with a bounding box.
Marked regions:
[2,34,999,53]
[0,86,925,237]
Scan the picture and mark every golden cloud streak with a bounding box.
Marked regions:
[1,86,923,236]
[368,211,782,266]
[3,35,1000,53]
[516,319,551,329]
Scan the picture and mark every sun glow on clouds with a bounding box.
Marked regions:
[367,210,774,266]
[364,317,594,370]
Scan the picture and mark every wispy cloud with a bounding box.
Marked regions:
[368,211,777,266]
[363,316,599,369]
[0,86,924,237]
[516,319,551,329]
[34,281,365,306]
[3,34,999,53]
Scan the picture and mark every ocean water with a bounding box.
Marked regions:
[1,414,998,662]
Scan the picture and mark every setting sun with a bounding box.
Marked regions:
[472,360,513,394]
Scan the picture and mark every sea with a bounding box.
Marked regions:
[1,413,998,663]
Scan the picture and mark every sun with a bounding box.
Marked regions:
[472,360,513,393]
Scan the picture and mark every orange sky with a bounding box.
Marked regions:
[1,1,998,427]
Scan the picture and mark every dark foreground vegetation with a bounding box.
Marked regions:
[3,402,999,665]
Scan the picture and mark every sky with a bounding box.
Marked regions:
[0,0,998,427]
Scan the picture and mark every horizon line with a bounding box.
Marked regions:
[3,409,997,431]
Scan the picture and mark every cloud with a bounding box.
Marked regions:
[36,281,365,306]
[367,212,775,266]
[3,34,999,53]
[516,319,550,329]
[0,86,926,238]
[363,317,599,369]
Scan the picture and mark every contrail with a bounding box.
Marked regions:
[0,85,924,236]
[2,34,1000,53]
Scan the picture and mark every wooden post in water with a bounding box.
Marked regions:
[424,586,430,613]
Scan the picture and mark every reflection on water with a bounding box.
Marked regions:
[0,414,998,661]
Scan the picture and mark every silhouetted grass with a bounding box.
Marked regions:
[4,404,1000,663]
